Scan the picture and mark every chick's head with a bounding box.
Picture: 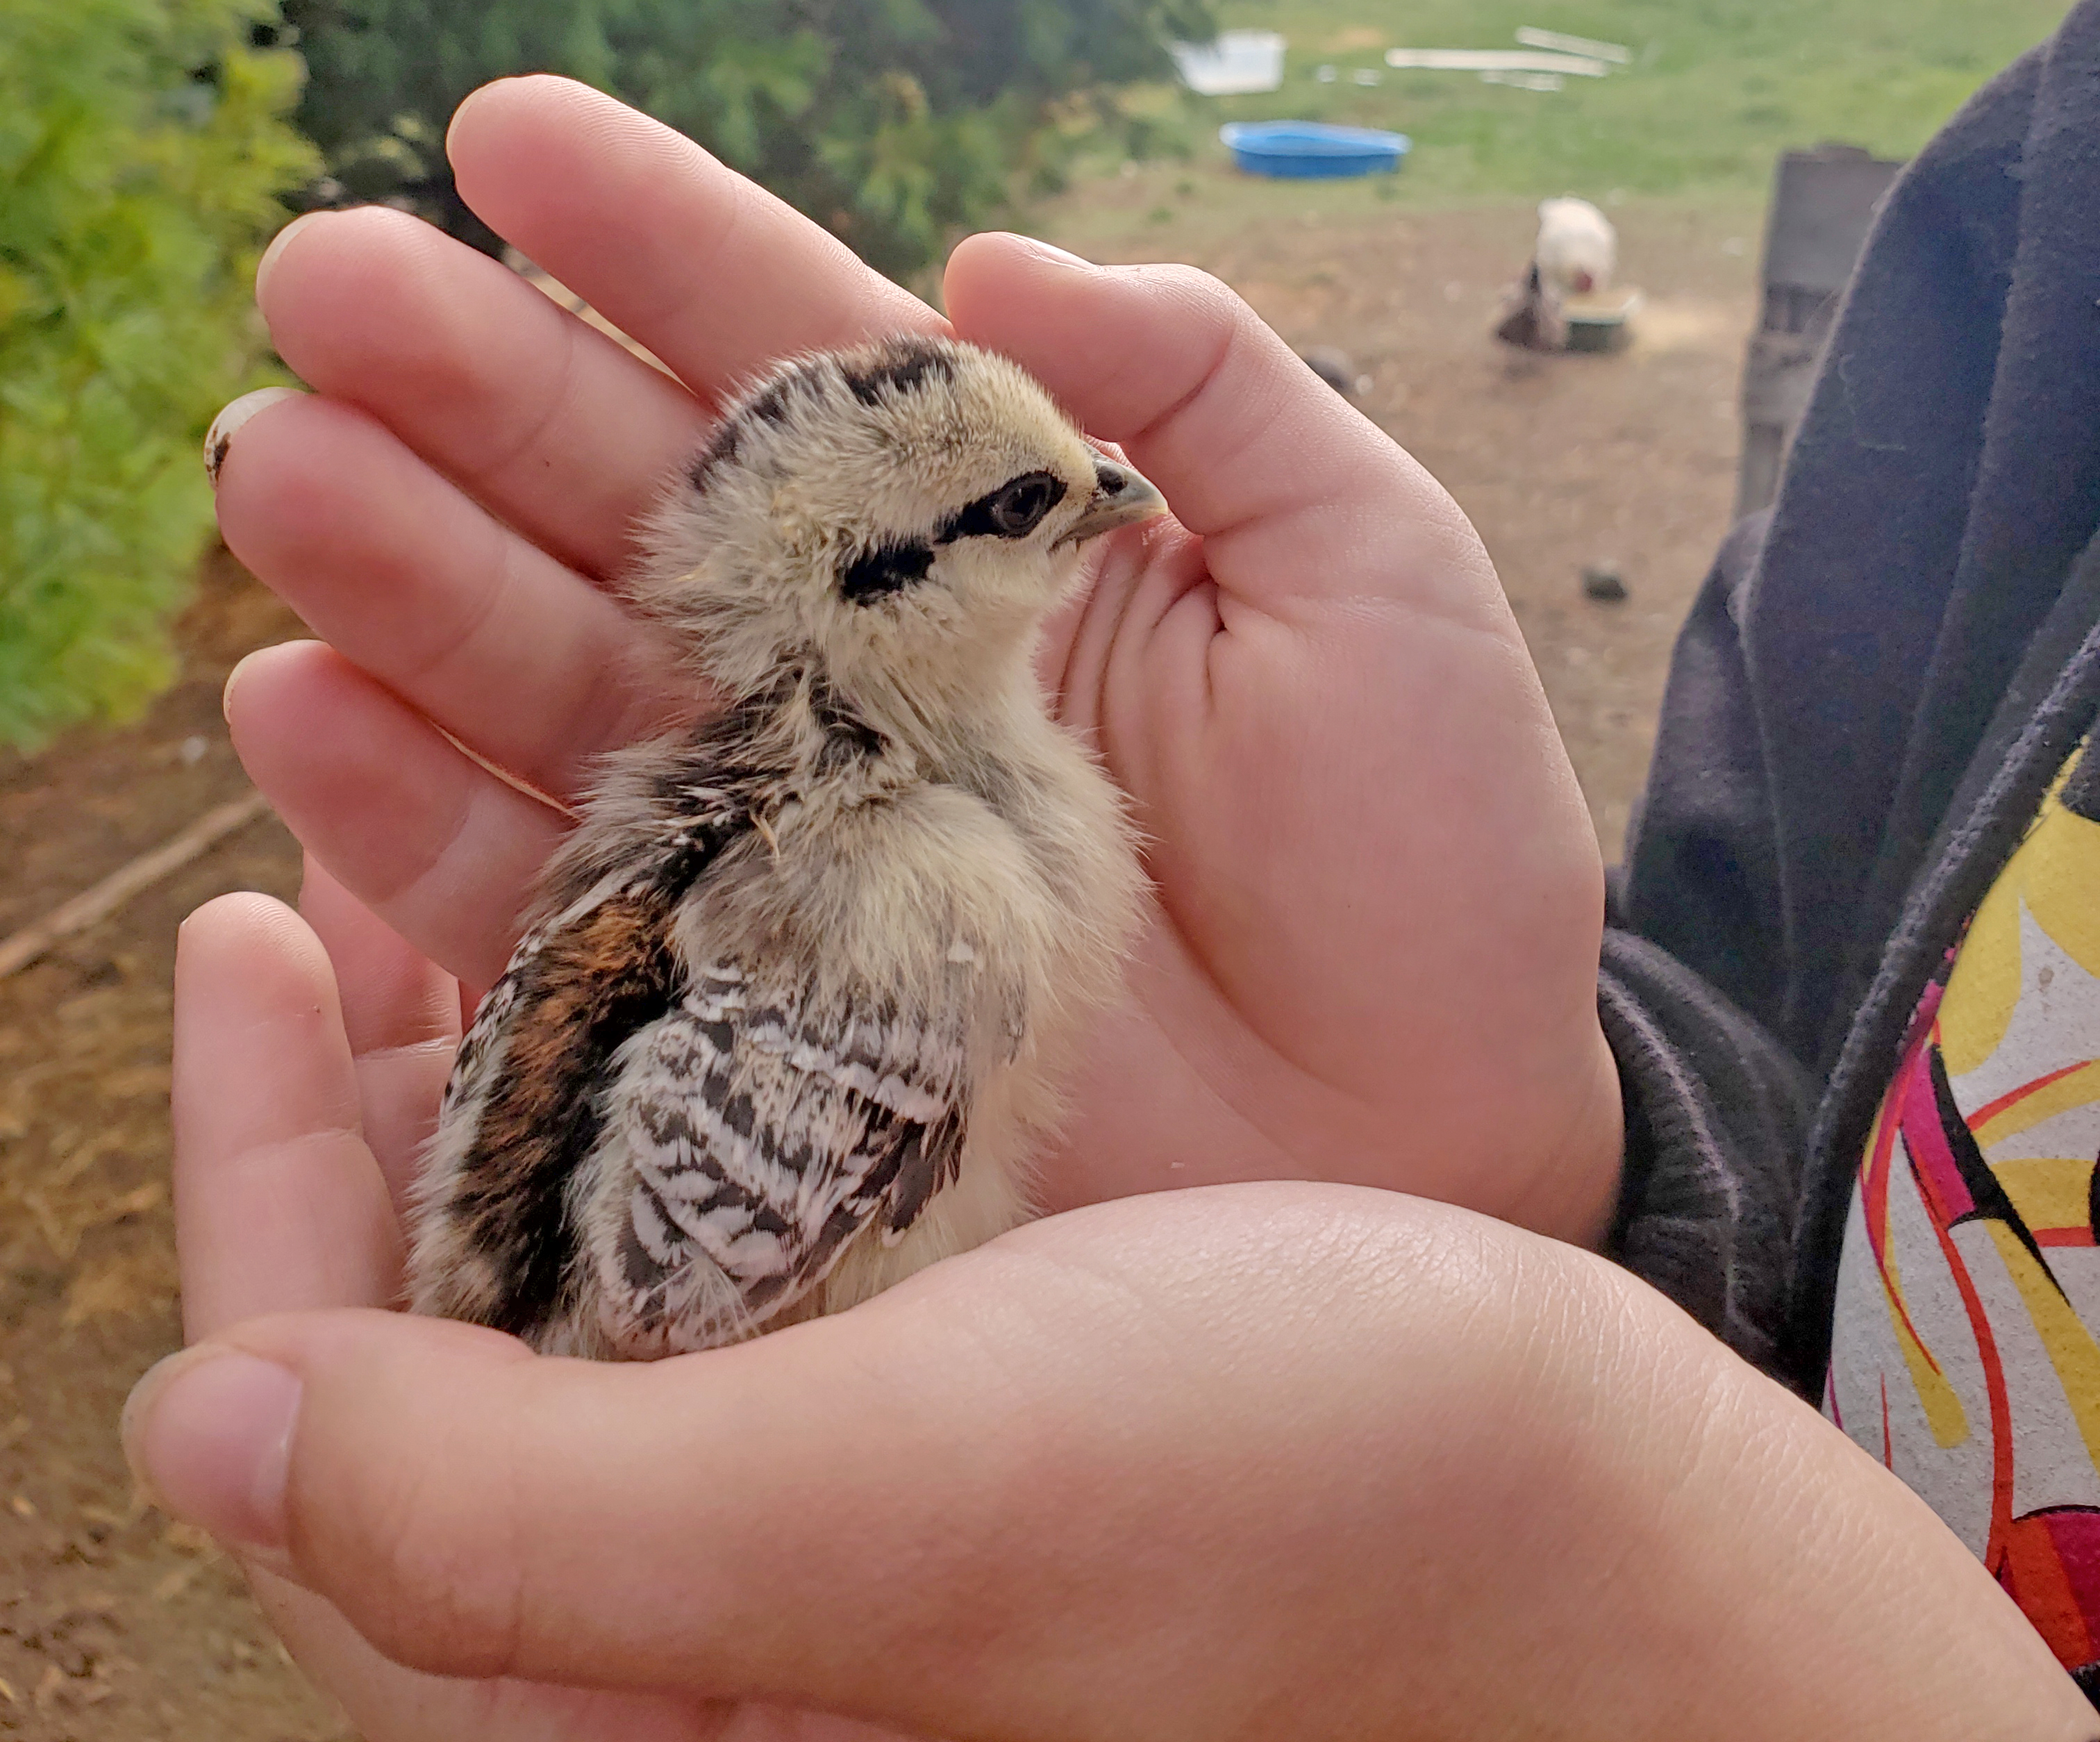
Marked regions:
[634,335,1165,715]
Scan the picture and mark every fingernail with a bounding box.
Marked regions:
[122,1346,301,1556]
[204,388,303,489]
[222,647,274,724]
[446,78,508,158]
[253,210,326,306]
[1016,236,1094,271]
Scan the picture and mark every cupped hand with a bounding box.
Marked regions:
[208,74,1619,1245]
[143,890,2088,1742]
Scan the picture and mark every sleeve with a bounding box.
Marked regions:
[1598,514,1817,1377]
[1590,11,2100,1387]
[1599,933,1814,1377]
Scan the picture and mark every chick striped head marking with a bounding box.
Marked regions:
[634,335,1165,706]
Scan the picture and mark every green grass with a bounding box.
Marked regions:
[1110,0,2068,206]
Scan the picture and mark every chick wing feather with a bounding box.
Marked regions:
[590,961,969,1352]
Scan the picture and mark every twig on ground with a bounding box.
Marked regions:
[0,790,271,981]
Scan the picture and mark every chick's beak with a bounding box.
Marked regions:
[1059,457,1167,546]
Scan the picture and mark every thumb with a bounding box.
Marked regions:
[117,1187,1549,1740]
[119,1302,990,1714]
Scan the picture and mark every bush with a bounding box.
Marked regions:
[281,0,1210,280]
[0,0,316,751]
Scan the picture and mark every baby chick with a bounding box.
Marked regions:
[408,335,1160,1359]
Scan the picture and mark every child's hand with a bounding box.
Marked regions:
[208,74,1619,1245]
[138,892,2090,1742]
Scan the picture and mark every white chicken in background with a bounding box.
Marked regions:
[1495,196,1620,351]
[1534,197,1617,297]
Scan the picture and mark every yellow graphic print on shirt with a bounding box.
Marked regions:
[1826,744,2100,1678]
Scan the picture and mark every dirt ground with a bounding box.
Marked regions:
[0,198,1757,1737]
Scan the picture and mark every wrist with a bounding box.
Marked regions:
[1497,1010,1626,1248]
[1515,1258,2093,1741]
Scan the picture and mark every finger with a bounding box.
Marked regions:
[212,389,685,800]
[256,203,705,582]
[246,1570,736,1742]
[225,642,565,991]
[446,77,943,402]
[298,856,461,1209]
[171,895,403,1337]
[247,1575,935,1742]
[943,234,1496,622]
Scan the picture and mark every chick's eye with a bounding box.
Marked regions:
[944,470,1068,542]
[989,472,1062,536]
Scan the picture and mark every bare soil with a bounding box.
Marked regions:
[0,553,338,1739]
[0,197,1756,1738]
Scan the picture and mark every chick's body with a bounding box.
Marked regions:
[408,336,1158,1358]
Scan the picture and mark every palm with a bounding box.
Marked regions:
[1051,523,1609,1227]
[248,1581,911,1742]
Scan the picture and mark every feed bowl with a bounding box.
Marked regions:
[1562,288,1644,353]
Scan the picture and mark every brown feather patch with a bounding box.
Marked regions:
[444,893,678,1340]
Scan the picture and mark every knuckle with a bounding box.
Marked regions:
[318,1432,527,1679]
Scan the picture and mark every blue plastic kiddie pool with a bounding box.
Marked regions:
[1219,121,1410,179]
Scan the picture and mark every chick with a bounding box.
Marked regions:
[408,335,1160,1359]
[1493,261,1567,354]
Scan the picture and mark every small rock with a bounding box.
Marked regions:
[179,735,208,765]
[1582,564,1629,603]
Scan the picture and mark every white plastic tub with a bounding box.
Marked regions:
[1169,31,1288,96]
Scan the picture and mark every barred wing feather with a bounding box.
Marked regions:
[597,964,969,1349]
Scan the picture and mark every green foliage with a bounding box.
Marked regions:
[0,0,317,750]
[281,0,1212,279]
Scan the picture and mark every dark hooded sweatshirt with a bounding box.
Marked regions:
[1601,0,2100,1697]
